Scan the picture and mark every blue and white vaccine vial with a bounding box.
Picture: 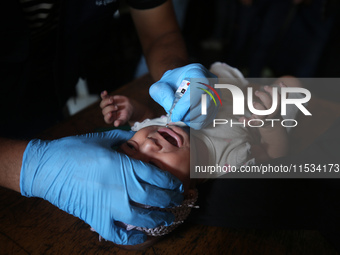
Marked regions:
[167,79,190,124]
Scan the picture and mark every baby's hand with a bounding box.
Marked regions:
[100,91,134,127]
[239,83,286,126]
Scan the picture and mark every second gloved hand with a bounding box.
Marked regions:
[150,63,219,129]
[20,130,183,245]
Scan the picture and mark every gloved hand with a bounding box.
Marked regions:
[209,62,249,87]
[20,130,183,245]
[150,63,219,129]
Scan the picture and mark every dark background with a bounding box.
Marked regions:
[1,0,340,139]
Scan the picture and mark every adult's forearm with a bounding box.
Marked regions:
[144,31,188,80]
[130,0,189,81]
[0,138,28,193]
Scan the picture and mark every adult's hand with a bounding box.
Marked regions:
[150,63,219,129]
[20,130,183,245]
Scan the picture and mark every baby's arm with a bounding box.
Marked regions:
[100,91,153,127]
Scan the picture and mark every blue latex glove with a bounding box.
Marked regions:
[150,63,219,129]
[20,130,183,245]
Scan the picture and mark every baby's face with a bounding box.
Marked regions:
[119,125,190,186]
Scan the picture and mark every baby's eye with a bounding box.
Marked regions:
[149,160,162,169]
[126,142,136,150]
[149,161,157,167]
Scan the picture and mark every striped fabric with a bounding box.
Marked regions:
[19,0,60,38]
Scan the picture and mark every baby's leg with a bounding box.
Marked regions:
[251,76,305,133]
[274,75,303,88]
[274,76,306,133]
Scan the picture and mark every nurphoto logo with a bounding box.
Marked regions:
[200,84,312,128]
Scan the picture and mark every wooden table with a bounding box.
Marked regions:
[1,75,340,254]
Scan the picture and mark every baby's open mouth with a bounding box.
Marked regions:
[158,127,182,147]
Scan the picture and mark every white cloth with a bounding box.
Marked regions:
[131,115,187,131]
